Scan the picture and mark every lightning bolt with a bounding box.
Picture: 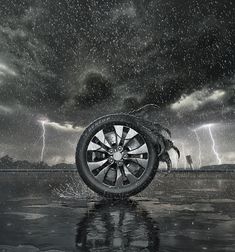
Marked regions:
[37,118,83,162]
[177,142,186,169]
[193,130,202,168]
[39,120,46,162]
[208,125,222,165]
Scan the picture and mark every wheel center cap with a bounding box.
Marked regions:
[113,151,122,161]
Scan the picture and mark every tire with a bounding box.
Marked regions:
[75,114,159,198]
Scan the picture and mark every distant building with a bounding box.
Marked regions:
[186,155,193,169]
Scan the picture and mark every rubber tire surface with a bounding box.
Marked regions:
[76,114,159,198]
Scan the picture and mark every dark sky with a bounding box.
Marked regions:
[0,0,234,166]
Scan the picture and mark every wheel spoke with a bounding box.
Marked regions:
[96,129,107,144]
[87,150,107,162]
[95,165,111,182]
[104,167,116,184]
[125,161,145,178]
[127,154,148,160]
[124,165,138,184]
[103,126,117,147]
[87,159,109,171]
[87,141,102,151]
[128,158,148,169]
[114,125,124,145]
[92,130,111,151]
[124,137,138,150]
[124,128,138,144]
[115,168,124,187]
[119,126,130,146]
[127,143,148,155]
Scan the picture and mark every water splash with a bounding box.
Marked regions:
[51,176,97,200]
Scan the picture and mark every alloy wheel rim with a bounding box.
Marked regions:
[86,125,149,188]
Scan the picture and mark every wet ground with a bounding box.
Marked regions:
[0,171,235,252]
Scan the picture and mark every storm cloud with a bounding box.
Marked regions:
[0,0,234,165]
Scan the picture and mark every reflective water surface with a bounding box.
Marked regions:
[76,200,159,251]
[0,172,235,251]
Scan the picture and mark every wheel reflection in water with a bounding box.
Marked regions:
[76,200,159,251]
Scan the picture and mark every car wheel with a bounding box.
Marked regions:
[75,114,159,198]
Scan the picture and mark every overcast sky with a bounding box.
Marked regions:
[0,0,234,167]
